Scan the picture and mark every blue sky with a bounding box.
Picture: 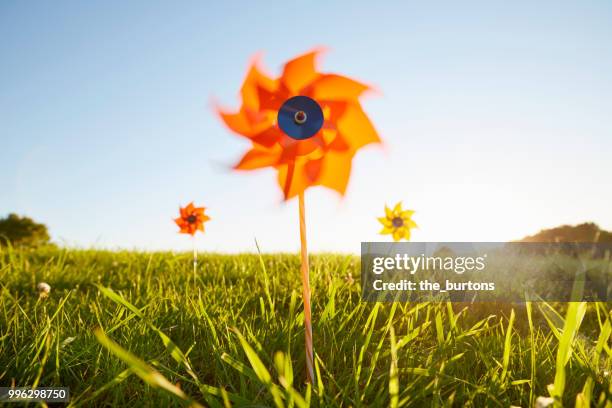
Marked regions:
[1,1,611,253]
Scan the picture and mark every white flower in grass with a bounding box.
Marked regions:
[37,282,51,298]
[535,396,555,408]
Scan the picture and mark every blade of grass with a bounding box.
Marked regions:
[389,325,399,408]
[500,308,515,383]
[93,328,203,408]
[526,301,536,408]
[549,302,587,406]
[97,285,199,382]
[230,328,285,408]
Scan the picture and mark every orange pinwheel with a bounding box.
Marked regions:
[218,49,381,199]
[217,49,381,384]
[174,202,210,236]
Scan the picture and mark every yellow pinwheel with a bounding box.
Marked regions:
[378,202,417,241]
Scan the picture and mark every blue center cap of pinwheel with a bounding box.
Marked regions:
[277,96,324,140]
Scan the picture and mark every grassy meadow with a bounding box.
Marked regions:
[0,246,611,407]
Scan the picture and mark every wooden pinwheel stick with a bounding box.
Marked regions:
[192,235,197,282]
[298,191,315,384]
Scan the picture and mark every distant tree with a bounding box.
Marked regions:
[519,222,612,243]
[0,213,51,247]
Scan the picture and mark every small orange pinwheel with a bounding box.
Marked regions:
[174,202,210,236]
[218,49,381,199]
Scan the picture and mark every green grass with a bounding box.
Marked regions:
[0,246,611,407]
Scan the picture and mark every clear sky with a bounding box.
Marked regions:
[1,1,611,253]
